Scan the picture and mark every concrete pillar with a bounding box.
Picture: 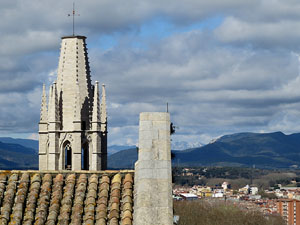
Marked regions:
[72,132,82,171]
[47,132,59,170]
[38,122,48,170]
[91,133,101,170]
[133,112,173,225]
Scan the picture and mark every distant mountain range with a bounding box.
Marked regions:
[0,140,38,169]
[108,145,136,155]
[108,148,138,169]
[0,137,38,152]
[173,132,300,168]
[108,132,300,169]
[2,131,300,169]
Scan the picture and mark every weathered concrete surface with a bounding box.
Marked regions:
[134,112,173,225]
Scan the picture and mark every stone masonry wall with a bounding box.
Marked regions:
[133,112,173,225]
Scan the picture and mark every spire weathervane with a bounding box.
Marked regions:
[68,2,80,36]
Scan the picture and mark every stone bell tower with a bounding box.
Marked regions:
[38,36,107,171]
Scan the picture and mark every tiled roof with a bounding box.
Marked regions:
[0,170,134,225]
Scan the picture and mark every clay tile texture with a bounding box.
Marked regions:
[0,170,134,225]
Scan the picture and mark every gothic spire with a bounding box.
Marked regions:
[40,84,48,122]
[100,84,107,133]
[56,36,92,130]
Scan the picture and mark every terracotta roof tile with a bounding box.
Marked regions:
[58,174,76,224]
[23,173,41,225]
[0,174,7,207]
[9,173,29,225]
[46,174,64,225]
[0,170,134,225]
[121,217,133,225]
[123,174,133,185]
[0,173,19,224]
[82,174,98,224]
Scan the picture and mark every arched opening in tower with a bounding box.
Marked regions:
[64,142,72,170]
[81,143,89,170]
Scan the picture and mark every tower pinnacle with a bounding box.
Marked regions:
[40,84,48,122]
[100,84,107,133]
[92,81,100,131]
[48,82,59,125]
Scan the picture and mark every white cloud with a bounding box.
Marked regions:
[215,17,300,48]
[1,0,300,147]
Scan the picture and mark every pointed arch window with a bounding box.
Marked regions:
[81,143,89,170]
[64,142,72,170]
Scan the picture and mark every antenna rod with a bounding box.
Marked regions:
[73,2,75,36]
[68,2,80,36]
[167,102,169,113]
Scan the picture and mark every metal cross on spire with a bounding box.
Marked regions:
[68,2,80,36]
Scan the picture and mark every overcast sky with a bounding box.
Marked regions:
[1,0,300,149]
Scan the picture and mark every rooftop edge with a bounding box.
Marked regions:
[0,169,134,174]
[61,35,86,40]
